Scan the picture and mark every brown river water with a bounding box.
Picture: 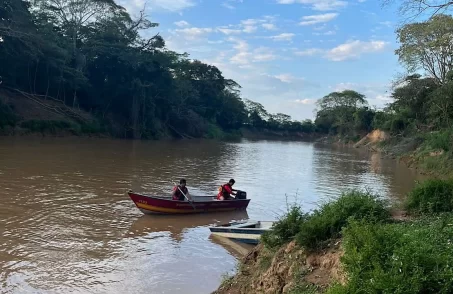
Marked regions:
[0,137,424,294]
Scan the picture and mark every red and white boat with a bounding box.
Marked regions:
[128,190,251,215]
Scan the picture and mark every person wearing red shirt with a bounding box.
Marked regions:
[217,179,237,200]
[172,178,191,201]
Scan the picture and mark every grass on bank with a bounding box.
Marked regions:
[328,216,453,294]
[257,178,453,293]
[377,128,453,176]
[261,190,391,251]
[413,129,453,175]
[405,178,453,215]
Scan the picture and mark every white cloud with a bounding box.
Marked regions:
[253,47,277,62]
[330,82,393,108]
[243,25,258,33]
[174,20,190,27]
[222,0,244,9]
[217,27,243,35]
[174,27,214,40]
[293,99,315,105]
[230,37,249,51]
[274,74,305,83]
[270,33,295,41]
[149,0,195,11]
[276,0,347,11]
[222,2,235,9]
[198,49,322,119]
[215,17,276,35]
[228,38,276,65]
[334,82,358,91]
[294,48,324,56]
[254,53,277,62]
[230,52,251,65]
[262,23,278,30]
[313,30,336,36]
[294,40,388,61]
[375,94,392,102]
[299,13,338,26]
[118,0,195,13]
[326,40,388,61]
[241,19,260,26]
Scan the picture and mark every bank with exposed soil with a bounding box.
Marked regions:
[213,178,453,294]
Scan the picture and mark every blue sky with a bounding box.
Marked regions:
[117,0,402,120]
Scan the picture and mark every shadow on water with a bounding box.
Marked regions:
[126,210,249,242]
[209,235,255,259]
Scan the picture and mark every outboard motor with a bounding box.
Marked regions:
[236,190,247,200]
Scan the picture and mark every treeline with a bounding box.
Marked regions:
[251,13,453,140]
[0,0,317,139]
[314,14,453,141]
[244,99,316,134]
[4,1,453,141]
[0,0,244,139]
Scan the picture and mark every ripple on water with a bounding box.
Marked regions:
[0,138,425,293]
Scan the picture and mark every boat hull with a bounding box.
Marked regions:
[209,231,264,244]
[128,191,251,215]
[208,221,274,245]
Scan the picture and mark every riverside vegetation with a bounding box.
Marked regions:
[0,0,318,139]
[2,0,453,156]
[215,179,453,294]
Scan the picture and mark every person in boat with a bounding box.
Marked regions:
[217,179,237,200]
[172,178,192,201]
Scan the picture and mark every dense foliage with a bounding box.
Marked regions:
[373,15,453,136]
[4,2,453,141]
[261,190,391,251]
[0,0,314,139]
[406,179,453,215]
[312,14,453,141]
[261,179,453,293]
[314,90,375,137]
[328,216,453,294]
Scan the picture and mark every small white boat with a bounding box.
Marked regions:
[208,220,274,244]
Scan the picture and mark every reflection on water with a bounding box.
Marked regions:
[0,137,425,293]
[127,211,249,242]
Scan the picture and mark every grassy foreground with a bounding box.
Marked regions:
[214,179,453,294]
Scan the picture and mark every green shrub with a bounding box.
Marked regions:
[261,204,309,248]
[423,130,452,152]
[262,191,390,250]
[328,216,453,294]
[295,190,391,250]
[405,179,453,215]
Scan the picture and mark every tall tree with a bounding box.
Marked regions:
[316,90,367,111]
[33,0,127,106]
[389,74,439,123]
[396,14,453,84]
[0,0,301,140]
[315,90,370,135]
